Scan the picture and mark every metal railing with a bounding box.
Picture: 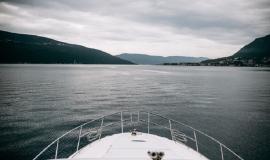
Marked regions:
[33,111,244,160]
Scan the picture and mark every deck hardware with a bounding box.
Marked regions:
[147,151,165,160]
[131,128,137,136]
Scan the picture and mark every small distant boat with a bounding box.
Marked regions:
[33,111,244,160]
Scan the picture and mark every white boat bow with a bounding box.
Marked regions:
[33,111,244,160]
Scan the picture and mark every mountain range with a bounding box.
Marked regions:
[233,35,270,59]
[1,30,269,66]
[202,34,270,66]
[117,53,208,64]
[0,30,133,64]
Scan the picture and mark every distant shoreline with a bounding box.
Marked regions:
[161,62,270,67]
[1,63,269,67]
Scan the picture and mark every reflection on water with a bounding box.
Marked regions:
[0,64,269,160]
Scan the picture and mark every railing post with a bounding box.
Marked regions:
[147,112,150,134]
[99,118,104,139]
[169,120,173,140]
[55,139,59,159]
[121,112,123,133]
[220,143,224,160]
[76,125,82,151]
[137,111,140,122]
[193,130,199,152]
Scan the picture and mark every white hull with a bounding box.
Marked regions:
[70,133,208,160]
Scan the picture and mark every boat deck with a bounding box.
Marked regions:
[69,132,208,160]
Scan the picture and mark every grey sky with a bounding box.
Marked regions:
[0,0,269,58]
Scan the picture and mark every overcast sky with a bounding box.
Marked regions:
[0,0,269,58]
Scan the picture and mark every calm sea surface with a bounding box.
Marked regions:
[0,64,269,160]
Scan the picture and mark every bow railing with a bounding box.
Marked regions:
[33,111,244,160]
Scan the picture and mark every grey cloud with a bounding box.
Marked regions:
[0,0,269,58]
[2,0,269,32]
